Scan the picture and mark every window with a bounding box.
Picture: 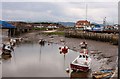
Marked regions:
[8,46,10,48]
[84,23,86,25]
[79,55,82,58]
[86,56,88,59]
[83,55,85,58]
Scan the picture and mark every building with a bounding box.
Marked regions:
[75,20,90,29]
[33,23,64,29]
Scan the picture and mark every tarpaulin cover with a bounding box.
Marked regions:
[0,20,16,29]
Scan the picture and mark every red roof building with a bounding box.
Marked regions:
[76,20,90,28]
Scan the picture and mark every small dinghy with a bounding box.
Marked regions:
[10,38,17,47]
[2,43,14,59]
[80,41,88,49]
[92,69,114,79]
[39,39,45,45]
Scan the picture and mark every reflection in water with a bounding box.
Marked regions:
[39,43,45,63]
[63,54,66,67]
[70,70,91,78]
[39,42,45,46]
[2,54,12,60]
[3,43,91,77]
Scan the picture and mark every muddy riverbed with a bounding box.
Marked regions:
[21,31,118,70]
[2,31,118,78]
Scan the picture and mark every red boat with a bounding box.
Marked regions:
[59,46,68,54]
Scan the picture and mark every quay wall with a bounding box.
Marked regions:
[65,31,118,45]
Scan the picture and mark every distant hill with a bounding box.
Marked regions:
[58,22,75,27]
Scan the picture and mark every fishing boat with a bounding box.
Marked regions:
[70,53,91,72]
[2,43,14,59]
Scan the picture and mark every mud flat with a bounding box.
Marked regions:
[19,31,118,70]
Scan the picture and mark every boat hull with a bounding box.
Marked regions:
[70,63,89,72]
[2,52,12,60]
[59,46,68,54]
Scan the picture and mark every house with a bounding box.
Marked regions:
[33,23,65,29]
[47,24,58,29]
[75,20,90,30]
[34,24,47,28]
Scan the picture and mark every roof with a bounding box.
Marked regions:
[0,20,16,29]
[91,23,105,27]
[76,20,90,23]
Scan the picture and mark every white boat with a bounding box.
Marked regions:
[80,42,87,49]
[70,53,91,72]
[2,44,13,59]
[10,38,16,46]
[2,43,14,54]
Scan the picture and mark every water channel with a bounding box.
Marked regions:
[2,38,118,78]
[3,43,81,77]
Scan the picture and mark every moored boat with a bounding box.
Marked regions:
[2,43,14,59]
[59,46,68,54]
[92,69,114,79]
[70,53,91,72]
[39,39,45,45]
[80,41,88,49]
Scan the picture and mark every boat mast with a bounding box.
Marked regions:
[86,4,88,20]
[103,17,106,26]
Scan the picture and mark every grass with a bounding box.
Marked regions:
[33,27,47,31]
[43,31,65,36]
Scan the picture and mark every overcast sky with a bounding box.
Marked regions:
[1,1,119,24]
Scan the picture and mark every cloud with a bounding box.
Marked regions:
[1,0,119,2]
[2,2,118,24]
[0,2,2,20]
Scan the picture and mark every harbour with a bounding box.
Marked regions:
[1,31,118,78]
[0,1,119,79]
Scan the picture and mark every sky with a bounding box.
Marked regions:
[1,0,119,24]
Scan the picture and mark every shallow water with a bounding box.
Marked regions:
[2,43,82,77]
